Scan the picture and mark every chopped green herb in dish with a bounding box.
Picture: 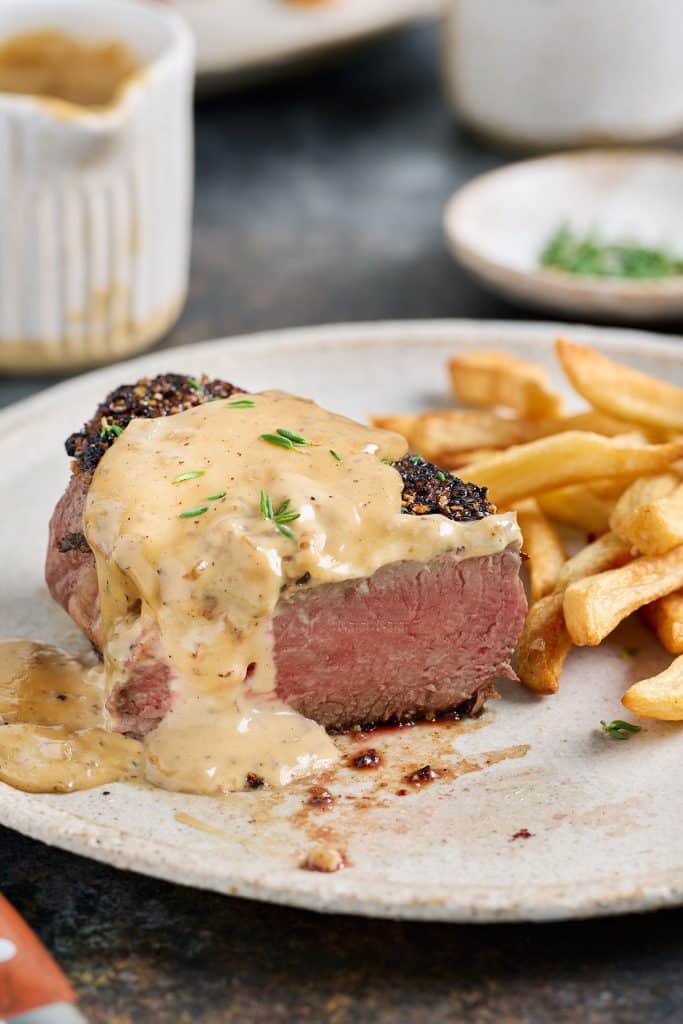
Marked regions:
[541,226,683,280]
[260,491,300,540]
[226,399,255,409]
[600,719,642,741]
[329,449,342,462]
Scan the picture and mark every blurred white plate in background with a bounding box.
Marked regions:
[164,0,443,79]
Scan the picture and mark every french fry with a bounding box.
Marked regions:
[614,484,683,557]
[370,410,536,461]
[534,409,637,438]
[609,473,679,537]
[537,480,625,536]
[448,350,564,419]
[554,531,633,590]
[458,433,683,508]
[438,448,502,470]
[563,545,683,646]
[369,414,420,439]
[513,499,565,602]
[516,532,633,694]
[622,656,683,720]
[516,592,571,694]
[556,338,683,432]
[642,591,683,655]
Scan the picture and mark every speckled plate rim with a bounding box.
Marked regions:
[1,318,683,924]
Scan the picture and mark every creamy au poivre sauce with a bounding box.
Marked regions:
[0,31,139,111]
[0,391,520,795]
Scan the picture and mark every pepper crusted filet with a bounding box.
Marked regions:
[66,373,244,473]
[63,374,495,531]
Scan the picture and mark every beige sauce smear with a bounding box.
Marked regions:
[0,640,141,793]
[0,31,139,110]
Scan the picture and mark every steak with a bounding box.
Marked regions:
[46,374,527,735]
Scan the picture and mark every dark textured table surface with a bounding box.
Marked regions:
[1,23,681,1024]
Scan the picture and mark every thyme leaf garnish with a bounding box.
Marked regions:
[600,719,642,741]
[436,470,447,482]
[260,428,314,451]
[173,470,205,485]
[227,399,255,409]
[205,491,227,501]
[329,449,342,462]
[178,505,209,519]
[100,418,123,440]
[260,490,300,540]
[187,377,202,391]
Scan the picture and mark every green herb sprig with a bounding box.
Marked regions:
[227,399,255,409]
[260,428,314,451]
[260,491,300,540]
[173,470,205,485]
[600,719,642,741]
[178,505,209,519]
[100,418,123,441]
[329,449,342,462]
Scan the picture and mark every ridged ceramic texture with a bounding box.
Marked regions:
[0,0,194,371]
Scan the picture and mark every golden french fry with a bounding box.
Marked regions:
[563,545,683,646]
[609,473,680,537]
[369,414,420,438]
[556,338,683,432]
[438,448,502,470]
[459,433,683,508]
[516,531,633,694]
[554,531,633,591]
[642,591,683,655]
[622,656,683,720]
[370,410,536,461]
[615,484,683,557]
[537,480,625,536]
[448,350,563,419]
[513,499,565,602]
[516,591,571,694]
[534,409,636,438]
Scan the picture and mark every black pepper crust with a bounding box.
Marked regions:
[394,454,494,521]
[64,376,493,524]
[66,374,244,473]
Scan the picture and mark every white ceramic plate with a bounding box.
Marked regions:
[444,151,683,322]
[1,320,682,923]
[167,0,442,79]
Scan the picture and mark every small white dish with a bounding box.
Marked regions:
[0,0,195,372]
[169,0,442,81]
[444,150,683,322]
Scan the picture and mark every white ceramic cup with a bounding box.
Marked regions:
[442,0,683,150]
[0,0,194,372]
